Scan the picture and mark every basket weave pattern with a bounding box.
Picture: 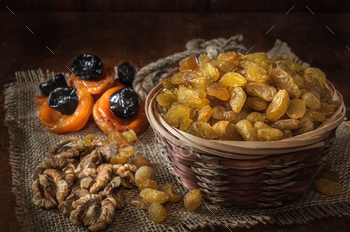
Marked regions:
[146,75,345,207]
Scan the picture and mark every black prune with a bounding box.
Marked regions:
[117,62,136,87]
[39,74,67,97]
[71,53,103,81]
[109,87,140,118]
[48,87,79,115]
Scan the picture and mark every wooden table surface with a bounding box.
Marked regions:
[0,11,349,232]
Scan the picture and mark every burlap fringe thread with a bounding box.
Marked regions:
[4,38,350,232]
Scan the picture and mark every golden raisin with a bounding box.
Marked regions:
[135,166,155,181]
[163,79,177,90]
[136,177,158,191]
[318,171,340,182]
[131,156,150,170]
[236,119,258,141]
[186,122,217,139]
[246,112,266,125]
[245,62,270,83]
[164,104,191,128]
[177,87,210,109]
[159,183,181,203]
[220,72,247,87]
[84,134,94,146]
[212,106,226,120]
[140,188,169,204]
[196,105,213,123]
[156,89,178,109]
[212,120,230,139]
[210,60,237,73]
[275,58,301,72]
[286,99,306,119]
[257,128,283,141]
[295,118,314,135]
[245,82,277,101]
[206,82,230,101]
[184,189,202,211]
[314,178,342,196]
[229,87,246,113]
[302,109,326,122]
[131,197,150,211]
[302,92,321,110]
[148,202,167,222]
[179,56,199,71]
[270,119,301,130]
[110,155,128,164]
[268,67,301,99]
[246,97,267,111]
[198,54,212,67]
[266,90,290,121]
[304,67,326,85]
[217,51,242,65]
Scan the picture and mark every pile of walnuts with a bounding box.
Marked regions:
[31,130,142,232]
[32,130,203,231]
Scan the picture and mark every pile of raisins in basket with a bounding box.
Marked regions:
[156,52,340,141]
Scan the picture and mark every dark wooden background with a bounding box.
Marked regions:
[2,0,350,12]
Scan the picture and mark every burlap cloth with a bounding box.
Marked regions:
[4,36,350,232]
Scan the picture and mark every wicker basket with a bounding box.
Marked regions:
[145,71,346,207]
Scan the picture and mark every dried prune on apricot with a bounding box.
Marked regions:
[118,62,136,87]
[109,87,140,118]
[71,53,103,81]
[48,87,79,115]
[39,74,67,97]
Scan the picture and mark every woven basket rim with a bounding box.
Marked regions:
[145,72,346,159]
